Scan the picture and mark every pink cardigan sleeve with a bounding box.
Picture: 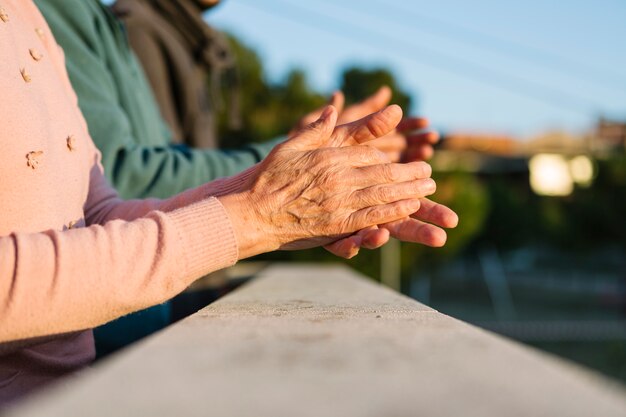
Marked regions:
[0,163,256,344]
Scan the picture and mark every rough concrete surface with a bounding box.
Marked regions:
[7,264,626,417]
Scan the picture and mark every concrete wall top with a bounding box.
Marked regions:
[7,264,626,417]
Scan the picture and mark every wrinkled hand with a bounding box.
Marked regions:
[324,198,458,259]
[306,89,455,258]
[294,86,439,162]
[218,106,438,259]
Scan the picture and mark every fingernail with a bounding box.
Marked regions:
[422,178,436,193]
[449,212,460,228]
[419,161,433,177]
[409,199,421,211]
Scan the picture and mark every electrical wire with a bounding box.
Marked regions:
[235,0,607,117]
[361,0,626,92]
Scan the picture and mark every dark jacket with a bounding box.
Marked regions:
[113,0,239,149]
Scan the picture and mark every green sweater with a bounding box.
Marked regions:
[35,0,276,199]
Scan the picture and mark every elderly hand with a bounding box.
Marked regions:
[294,86,439,163]
[306,88,455,258]
[218,105,438,259]
[324,198,458,259]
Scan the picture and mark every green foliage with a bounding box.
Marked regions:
[539,153,626,248]
[401,170,489,273]
[219,35,325,147]
[476,175,540,249]
[340,67,412,112]
[461,153,626,251]
[434,171,489,257]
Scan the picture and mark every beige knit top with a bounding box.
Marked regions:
[0,0,248,404]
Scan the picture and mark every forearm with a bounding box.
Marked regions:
[85,163,257,225]
[108,143,272,199]
[0,155,253,343]
[0,198,237,343]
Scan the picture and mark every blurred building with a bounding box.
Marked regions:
[435,132,527,174]
[415,126,626,382]
[593,118,626,154]
[440,133,521,156]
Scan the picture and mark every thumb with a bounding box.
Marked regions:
[365,86,393,113]
[282,106,338,151]
[329,91,345,114]
[337,85,393,124]
[332,104,403,147]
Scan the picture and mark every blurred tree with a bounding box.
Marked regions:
[545,153,626,249]
[476,175,540,249]
[218,35,325,147]
[269,69,326,135]
[432,171,489,258]
[403,170,489,276]
[340,67,412,112]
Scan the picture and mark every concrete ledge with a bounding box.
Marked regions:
[7,264,626,417]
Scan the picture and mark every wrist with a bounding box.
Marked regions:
[218,191,277,259]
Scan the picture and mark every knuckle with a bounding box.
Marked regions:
[366,119,386,139]
[354,145,385,166]
[364,205,383,224]
[380,164,398,182]
[377,186,394,202]
[321,197,340,212]
[310,150,328,167]
[360,144,382,160]
[340,217,357,234]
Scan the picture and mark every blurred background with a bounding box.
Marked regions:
[121,0,626,381]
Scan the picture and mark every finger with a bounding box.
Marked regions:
[347,198,422,232]
[354,86,393,115]
[330,90,345,114]
[403,145,434,162]
[351,178,436,209]
[381,217,448,247]
[294,92,348,132]
[396,117,430,133]
[367,133,407,155]
[324,234,362,259]
[299,111,324,129]
[319,144,390,169]
[412,198,459,228]
[385,151,402,163]
[353,161,432,186]
[332,105,403,147]
[406,130,440,145]
[282,106,337,151]
[338,86,392,124]
[358,226,390,249]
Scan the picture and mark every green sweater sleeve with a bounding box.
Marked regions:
[36,0,278,199]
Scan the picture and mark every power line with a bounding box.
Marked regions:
[362,0,626,93]
[308,0,614,105]
[237,0,604,117]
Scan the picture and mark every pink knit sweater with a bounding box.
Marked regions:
[0,0,248,404]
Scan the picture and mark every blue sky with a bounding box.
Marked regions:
[205,0,626,138]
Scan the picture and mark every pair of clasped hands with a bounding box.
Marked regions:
[219,86,459,260]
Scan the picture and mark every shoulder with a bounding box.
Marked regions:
[35,0,96,26]
[113,0,158,30]
[35,0,108,47]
